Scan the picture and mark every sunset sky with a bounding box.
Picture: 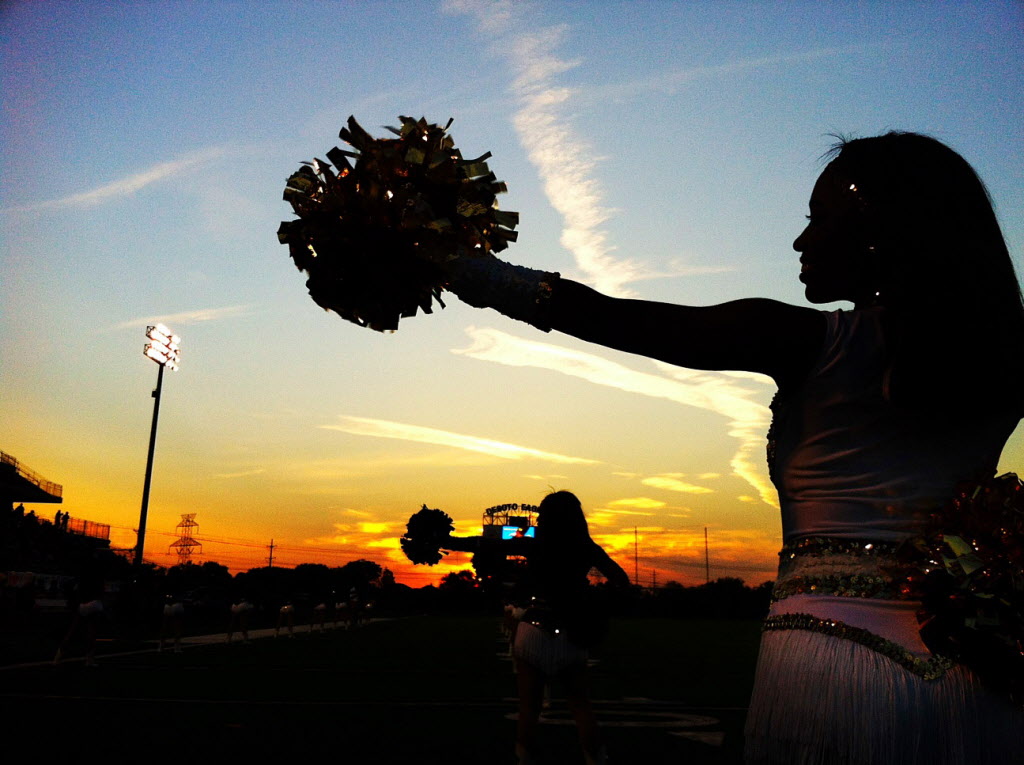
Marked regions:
[3,0,1023,588]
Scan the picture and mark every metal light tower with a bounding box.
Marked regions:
[135,323,180,567]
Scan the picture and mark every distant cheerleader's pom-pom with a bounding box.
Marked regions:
[400,505,456,566]
[278,115,519,332]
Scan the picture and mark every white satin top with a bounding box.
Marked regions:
[769,308,1018,545]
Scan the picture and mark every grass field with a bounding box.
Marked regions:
[0,614,760,763]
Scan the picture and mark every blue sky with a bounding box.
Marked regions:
[3,0,1022,584]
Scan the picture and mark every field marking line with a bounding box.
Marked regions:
[0,618,392,671]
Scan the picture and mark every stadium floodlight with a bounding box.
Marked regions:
[135,324,182,567]
[144,323,181,371]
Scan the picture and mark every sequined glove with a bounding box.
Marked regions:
[445,256,560,332]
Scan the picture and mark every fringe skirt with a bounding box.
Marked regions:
[744,624,1024,765]
[513,621,588,677]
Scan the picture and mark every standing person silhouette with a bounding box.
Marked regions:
[446,491,630,765]
[445,132,1024,764]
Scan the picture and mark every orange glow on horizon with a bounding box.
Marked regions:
[93,510,776,589]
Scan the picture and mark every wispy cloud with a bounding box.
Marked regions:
[607,497,667,510]
[112,305,253,331]
[641,475,715,495]
[3,146,228,214]
[343,509,375,519]
[321,415,600,465]
[653,361,776,508]
[357,521,394,535]
[211,468,266,480]
[583,43,890,104]
[453,327,777,506]
[302,520,399,555]
[285,450,519,484]
[445,0,648,296]
[720,371,775,385]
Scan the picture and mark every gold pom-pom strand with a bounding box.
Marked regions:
[279,116,520,332]
[893,472,1024,700]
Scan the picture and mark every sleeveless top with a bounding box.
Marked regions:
[768,308,1018,544]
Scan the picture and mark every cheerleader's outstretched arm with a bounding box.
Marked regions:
[442,536,481,553]
[443,536,532,555]
[446,258,826,390]
[550,280,825,389]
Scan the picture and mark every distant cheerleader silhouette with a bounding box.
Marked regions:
[447,491,630,765]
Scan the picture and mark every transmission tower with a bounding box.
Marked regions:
[169,513,202,565]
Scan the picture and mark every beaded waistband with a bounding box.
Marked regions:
[762,613,952,680]
[773,536,913,602]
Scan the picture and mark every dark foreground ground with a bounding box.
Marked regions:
[0,615,760,764]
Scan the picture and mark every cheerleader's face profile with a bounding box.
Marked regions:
[794,164,875,307]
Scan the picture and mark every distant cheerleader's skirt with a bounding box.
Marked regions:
[744,538,1024,765]
[513,621,588,677]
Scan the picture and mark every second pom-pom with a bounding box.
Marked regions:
[400,505,456,566]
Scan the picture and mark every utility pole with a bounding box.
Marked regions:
[268,538,275,568]
[634,526,639,586]
[705,526,710,584]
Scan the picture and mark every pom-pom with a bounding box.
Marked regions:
[894,472,1024,699]
[400,505,456,566]
[278,115,519,332]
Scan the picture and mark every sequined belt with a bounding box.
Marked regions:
[772,536,913,602]
[762,613,953,679]
[765,536,953,680]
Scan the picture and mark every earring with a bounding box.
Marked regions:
[865,245,885,304]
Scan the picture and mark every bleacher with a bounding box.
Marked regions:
[0,450,63,506]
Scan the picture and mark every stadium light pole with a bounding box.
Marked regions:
[135,323,180,568]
